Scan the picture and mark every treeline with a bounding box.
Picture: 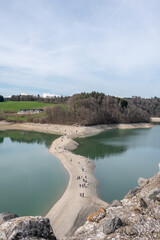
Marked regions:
[10,94,69,104]
[129,96,160,117]
[39,92,150,125]
[1,92,160,125]
[0,95,4,102]
[0,130,58,148]
[2,93,160,117]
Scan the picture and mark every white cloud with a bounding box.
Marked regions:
[42,93,60,98]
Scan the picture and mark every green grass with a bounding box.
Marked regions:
[0,101,68,123]
[6,116,28,122]
[0,101,54,113]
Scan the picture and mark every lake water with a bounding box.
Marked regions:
[74,126,160,202]
[1,127,159,216]
[0,130,68,216]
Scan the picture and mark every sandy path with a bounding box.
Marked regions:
[46,136,107,239]
[0,121,154,239]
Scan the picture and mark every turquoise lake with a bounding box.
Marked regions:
[0,126,159,216]
[0,130,68,216]
[74,126,160,202]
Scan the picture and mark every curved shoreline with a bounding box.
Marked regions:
[46,136,108,239]
[0,121,154,239]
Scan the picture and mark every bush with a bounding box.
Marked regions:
[33,118,40,123]
[39,116,48,124]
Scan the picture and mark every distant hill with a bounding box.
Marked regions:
[1,92,160,125]
[43,92,150,125]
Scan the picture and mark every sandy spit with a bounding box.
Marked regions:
[151,117,160,122]
[0,121,153,239]
[0,121,153,137]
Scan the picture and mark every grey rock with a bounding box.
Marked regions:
[103,216,123,235]
[139,198,148,209]
[138,177,149,187]
[125,187,142,199]
[146,188,160,201]
[125,225,138,236]
[110,200,122,207]
[0,216,56,240]
[156,193,160,201]
[0,212,18,225]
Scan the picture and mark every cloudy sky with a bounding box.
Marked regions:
[0,0,160,97]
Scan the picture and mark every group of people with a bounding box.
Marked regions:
[83,178,87,183]
[76,176,82,180]
[80,193,84,197]
[77,166,89,198]
[79,183,87,188]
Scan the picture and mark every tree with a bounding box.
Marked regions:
[0,95,4,102]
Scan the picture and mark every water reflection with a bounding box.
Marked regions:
[74,126,160,203]
[74,140,126,160]
[0,130,68,217]
[74,128,151,160]
[0,137,4,144]
[0,130,59,148]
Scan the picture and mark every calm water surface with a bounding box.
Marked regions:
[74,126,160,202]
[0,130,68,216]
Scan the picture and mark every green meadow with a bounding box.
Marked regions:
[0,101,55,123]
[0,101,54,113]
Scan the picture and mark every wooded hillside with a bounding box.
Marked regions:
[44,92,150,125]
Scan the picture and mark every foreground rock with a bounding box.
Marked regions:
[103,216,123,234]
[0,216,56,240]
[73,171,160,240]
[0,212,18,225]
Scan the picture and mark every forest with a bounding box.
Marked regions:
[1,92,160,125]
[129,96,160,117]
[43,92,150,125]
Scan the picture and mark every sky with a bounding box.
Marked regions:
[0,0,160,98]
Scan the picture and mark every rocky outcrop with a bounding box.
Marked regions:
[146,187,160,201]
[124,186,142,199]
[73,171,160,240]
[103,216,123,234]
[86,207,106,223]
[0,215,56,240]
[138,177,149,187]
[109,199,122,208]
[0,212,18,225]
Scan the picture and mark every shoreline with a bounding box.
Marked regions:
[0,121,154,239]
[46,136,108,239]
[0,121,153,137]
[151,117,160,122]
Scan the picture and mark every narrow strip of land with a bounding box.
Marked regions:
[0,121,153,137]
[0,121,153,239]
[46,136,107,239]
[151,117,160,122]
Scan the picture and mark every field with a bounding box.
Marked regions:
[0,101,55,123]
[0,101,54,113]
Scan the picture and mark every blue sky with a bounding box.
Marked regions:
[0,0,160,97]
